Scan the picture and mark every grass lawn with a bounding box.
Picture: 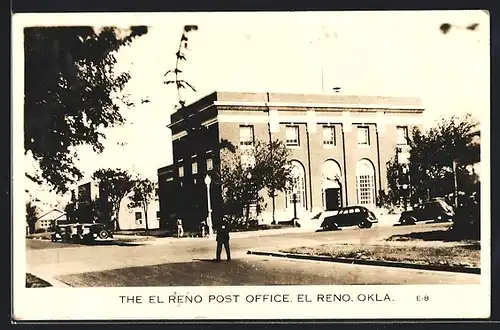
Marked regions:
[281,243,480,268]
[26,273,52,288]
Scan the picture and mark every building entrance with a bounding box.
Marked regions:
[325,187,342,211]
[322,159,343,210]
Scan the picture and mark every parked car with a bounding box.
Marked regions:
[320,206,378,230]
[51,222,113,243]
[398,199,454,225]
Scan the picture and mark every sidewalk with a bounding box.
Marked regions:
[119,213,401,245]
[145,225,311,245]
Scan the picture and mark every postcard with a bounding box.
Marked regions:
[12,10,490,320]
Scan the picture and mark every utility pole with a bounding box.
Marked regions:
[313,25,335,93]
[452,159,459,208]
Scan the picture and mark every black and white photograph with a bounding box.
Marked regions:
[12,10,490,320]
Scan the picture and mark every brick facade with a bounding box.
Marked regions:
[158,92,424,230]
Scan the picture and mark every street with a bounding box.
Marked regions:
[26,222,480,287]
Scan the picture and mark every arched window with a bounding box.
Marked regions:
[286,160,307,210]
[321,159,342,209]
[356,159,376,206]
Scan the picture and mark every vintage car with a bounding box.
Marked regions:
[398,199,455,225]
[51,222,113,243]
[320,206,378,230]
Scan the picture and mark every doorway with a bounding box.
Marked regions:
[325,187,342,211]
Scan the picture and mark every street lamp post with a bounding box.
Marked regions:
[401,164,410,211]
[402,184,408,211]
[204,174,214,236]
[245,172,252,222]
[292,192,298,221]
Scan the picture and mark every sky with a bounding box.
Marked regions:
[16,10,490,207]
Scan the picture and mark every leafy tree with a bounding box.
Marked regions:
[24,26,148,194]
[385,114,479,206]
[26,200,39,234]
[218,139,293,226]
[381,157,405,209]
[164,25,199,109]
[253,140,293,223]
[91,168,134,230]
[127,178,157,231]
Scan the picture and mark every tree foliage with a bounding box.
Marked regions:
[385,114,479,206]
[26,200,39,234]
[218,139,293,226]
[164,25,199,109]
[24,26,148,194]
[91,168,134,230]
[127,178,157,231]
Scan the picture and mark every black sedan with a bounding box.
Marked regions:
[320,206,378,230]
[398,199,454,225]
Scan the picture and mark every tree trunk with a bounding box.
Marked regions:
[113,198,124,231]
[271,190,276,225]
[113,209,121,231]
[143,205,149,232]
[29,223,35,235]
[245,203,250,226]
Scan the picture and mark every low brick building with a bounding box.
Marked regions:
[157,91,424,230]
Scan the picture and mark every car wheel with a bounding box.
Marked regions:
[401,216,415,225]
[98,229,110,239]
[357,222,365,229]
[364,221,373,229]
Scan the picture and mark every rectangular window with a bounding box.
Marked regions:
[156,211,160,219]
[239,125,254,148]
[206,158,213,171]
[286,125,300,146]
[135,212,142,224]
[192,161,198,174]
[322,126,336,146]
[357,126,370,146]
[178,165,184,178]
[397,126,409,145]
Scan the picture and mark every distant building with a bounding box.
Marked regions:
[34,208,66,231]
[74,182,160,230]
[157,91,425,230]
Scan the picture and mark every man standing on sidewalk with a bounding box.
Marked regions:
[177,218,184,238]
[215,222,231,261]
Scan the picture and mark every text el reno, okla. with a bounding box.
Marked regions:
[119,293,393,304]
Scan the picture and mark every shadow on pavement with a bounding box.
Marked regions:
[393,220,452,227]
[193,258,220,262]
[387,229,479,244]
[392,223,412,227]
[315,228,342,233]
[26,239,144,250]
[76,240,145,247]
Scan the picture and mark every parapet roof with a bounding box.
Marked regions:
[169,91,424,127]
[175,90,422,113]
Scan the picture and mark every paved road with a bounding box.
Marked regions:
[25,222,480,286]
[56,255,479,287]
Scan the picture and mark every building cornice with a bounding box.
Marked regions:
[213,100,425,111]
[167,103,216,129]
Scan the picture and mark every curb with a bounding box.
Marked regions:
[246,250,481,275]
